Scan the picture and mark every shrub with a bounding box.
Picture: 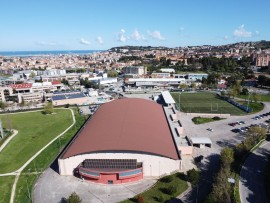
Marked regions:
[176,172,187,181]
[155,194,164,202]
[65,103,70,108]
[187,168,200,186]
[160,176,173,183]
[212,116,221,120]
[67,192,82,203]
[137,195,144,203]
[162,185,177,195]
[167,185,177,195]
[43,102,54,114]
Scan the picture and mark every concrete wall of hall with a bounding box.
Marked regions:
[82,172,143,184]
[58,152,181,178]
[186,113,231,118]
[178,146,193,155]
[52,97,89,106]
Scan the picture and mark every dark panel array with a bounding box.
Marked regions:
[52,95,66,101]
[52,93,86,101]
[82,159,137,169]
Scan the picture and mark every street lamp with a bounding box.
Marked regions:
[247,88,253,111]
[178,93,181,111]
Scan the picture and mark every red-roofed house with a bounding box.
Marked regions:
[52,80,63,90]
[10,83,32,93]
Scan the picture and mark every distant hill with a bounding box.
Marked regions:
[108,46,170,52]
[253,40,270,49]
[108,40,270,52]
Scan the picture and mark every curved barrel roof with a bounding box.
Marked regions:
[61,98,179,160]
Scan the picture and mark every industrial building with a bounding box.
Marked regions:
[58,98,181,184]
[122,66,147,76]
[52,91,89,106]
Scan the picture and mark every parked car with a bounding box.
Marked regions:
[239,121,246,124]
[207,128,213,132]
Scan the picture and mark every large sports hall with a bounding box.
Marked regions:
[58,98,181,184]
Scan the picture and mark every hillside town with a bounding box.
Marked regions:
[0,41,269,111]
[1,0,270,202]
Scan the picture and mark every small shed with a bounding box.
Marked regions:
[189,137,212,148]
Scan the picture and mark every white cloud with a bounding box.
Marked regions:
[224,35,229,40]
[119,35,127,42]
[233,25,252,38]
[117,29,128,42]
[131,29,146,41]
[36,41,56,46]
[255,30,260,35]
[148,30,165,40]
[179,27,185,31]
[79,38,91,45]
[96,36,104,44]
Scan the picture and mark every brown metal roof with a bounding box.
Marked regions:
[61,98,180,160]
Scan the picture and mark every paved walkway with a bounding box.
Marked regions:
[0,108,75,203]
[33,168,156,203]
[0,129,18,153]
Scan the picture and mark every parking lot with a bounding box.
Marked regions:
[78,105,100,116]
[177,102,270,202]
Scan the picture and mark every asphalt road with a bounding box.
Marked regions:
[239,141,270,203]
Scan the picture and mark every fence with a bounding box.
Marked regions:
[217,94,252,113]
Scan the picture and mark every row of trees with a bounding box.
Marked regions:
[234,126,267,162]
[206,147,234,203]
[258,75,270,88]
[79,78,98,89]
[160,56,254,74]
[66,68,87,73]
[206,126,267,202]
[118,55,142,62]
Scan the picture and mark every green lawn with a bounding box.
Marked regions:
[238,101,264,113]
[0,109,73,173]
[121,173,188,203]
[14,109,86,203]
[171,92,249,115]
[237,94,270,102]
[0,176,15,203]
[192,116,225,124]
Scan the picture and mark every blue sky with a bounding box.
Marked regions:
[1,0,270,51]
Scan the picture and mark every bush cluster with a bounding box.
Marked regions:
[160,176,173,183]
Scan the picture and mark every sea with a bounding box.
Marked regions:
[0,50,103,57]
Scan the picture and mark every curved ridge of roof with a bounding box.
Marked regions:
[61,98,179,160]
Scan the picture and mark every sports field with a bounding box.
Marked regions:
[171,92,247,115]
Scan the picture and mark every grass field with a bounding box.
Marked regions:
[192,116,225,124]
[0,176,15,203]
[171,92,249,115]
[236,94,270,102]
[121,173,188,203]
[0,109,73,173]
[14,109,86,203]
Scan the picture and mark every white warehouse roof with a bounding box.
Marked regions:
[161,91,175,104]
[160,68,175,73]
[189,137,212,145]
